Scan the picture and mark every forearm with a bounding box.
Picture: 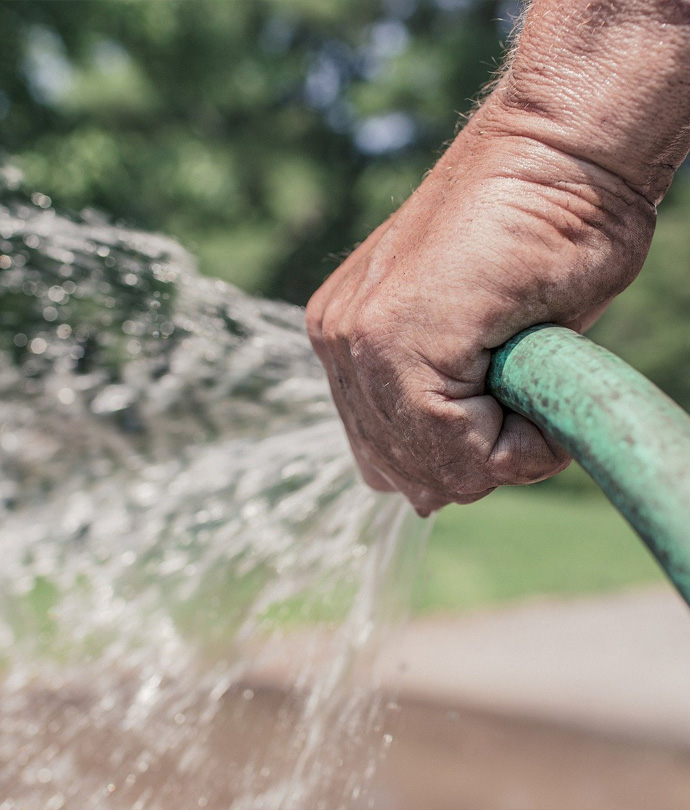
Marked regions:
[474,0,690,205]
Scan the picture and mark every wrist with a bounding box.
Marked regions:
[475,0,690,206]
[445,119,656,244]
[434,124,657,341]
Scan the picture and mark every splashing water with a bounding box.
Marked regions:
[0,168,430,810]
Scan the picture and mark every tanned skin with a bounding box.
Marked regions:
[306,1,690,515]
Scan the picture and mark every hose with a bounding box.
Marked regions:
[488,325,690,606]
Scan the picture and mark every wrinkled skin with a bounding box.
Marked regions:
[306,118,656,515]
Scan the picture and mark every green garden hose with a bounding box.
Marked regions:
[488,325,690,606]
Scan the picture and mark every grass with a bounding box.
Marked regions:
[412,483,665,616]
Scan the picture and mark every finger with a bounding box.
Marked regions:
[349,441,397,492]
[487,411,571,485]
[409,485,497,516]
[318,350,399,495]
[423,394,569,490]
[350,442,495,516]
[563,298,612,333]
[348,440,449,515]
[305,216,395,347]
[392,478,449,517]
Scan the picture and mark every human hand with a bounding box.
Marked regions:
[306,117,656,515]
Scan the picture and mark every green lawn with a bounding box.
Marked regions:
[412,484,665,616]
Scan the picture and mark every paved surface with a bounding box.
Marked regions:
[250,585,690,748]
[378,586,690,747]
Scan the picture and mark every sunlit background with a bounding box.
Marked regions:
[2,2,690,808]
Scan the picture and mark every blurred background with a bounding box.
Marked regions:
[2,3,690,806]
[1,0,684,609]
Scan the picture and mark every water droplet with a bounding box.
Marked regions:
[29,337,47,355]
[31,192,52,209]
[1,432,19,452]
[91,384,136,414]
[48,285,66,303]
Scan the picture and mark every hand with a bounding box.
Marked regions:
[306,119,656,515]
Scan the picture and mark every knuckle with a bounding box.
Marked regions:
[348,297,398,353]
[487,439,526,485]
[408,487,448,517]
[320,304,363,349]
[351,296,381,329]
[359,465,395,492]
[348,312,383,354]
[491,444,569,486]
[549,453,572,477]
[452,488,495,506]
[320,304,345,345]
[425,397,472,429]
[305,305,324,346]
[436,459,490,497]
[494,456,532,486]
[489,451,517,486]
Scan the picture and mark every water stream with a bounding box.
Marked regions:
[0,168,430,810]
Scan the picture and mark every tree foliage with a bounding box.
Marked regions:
[0,0,505,302]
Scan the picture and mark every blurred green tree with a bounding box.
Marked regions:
[0,0,505,302]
